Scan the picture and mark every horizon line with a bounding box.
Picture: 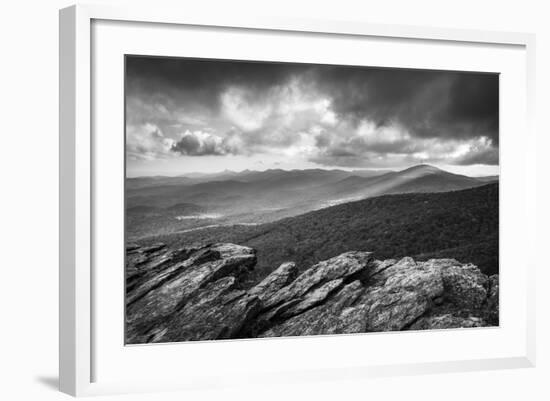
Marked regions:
[126,163,500,179]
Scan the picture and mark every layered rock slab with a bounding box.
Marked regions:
[153,276,262,342]
[259,256,497,337]
[126,243,258,343]
[125,242,499,343]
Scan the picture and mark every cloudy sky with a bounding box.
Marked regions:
[126,56,499,177]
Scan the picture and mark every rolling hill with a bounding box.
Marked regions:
[139,183,499,283]
[313,164,489,200]
[126,165,498,239]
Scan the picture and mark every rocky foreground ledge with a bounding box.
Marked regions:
[125,243,499,343]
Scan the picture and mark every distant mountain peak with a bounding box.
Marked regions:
[396,164,448,178]
[402,164,443,173]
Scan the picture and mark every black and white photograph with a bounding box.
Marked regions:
[3,0,547,398]
[124,56,499,344]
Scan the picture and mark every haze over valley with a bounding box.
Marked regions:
[126,164,498,240]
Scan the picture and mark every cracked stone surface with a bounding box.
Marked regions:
[125,243,499,343]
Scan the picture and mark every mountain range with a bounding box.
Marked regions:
[126,164,498,239]
[135,183,499,280]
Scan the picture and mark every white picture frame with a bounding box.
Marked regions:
[59,3,536,397]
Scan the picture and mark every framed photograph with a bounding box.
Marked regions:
[59,4,536,397]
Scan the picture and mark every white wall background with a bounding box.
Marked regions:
[0,0,547,399]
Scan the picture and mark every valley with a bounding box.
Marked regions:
[130,181,499,287]
[126,164,498,240]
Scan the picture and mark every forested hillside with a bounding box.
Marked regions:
[139,183,499,284]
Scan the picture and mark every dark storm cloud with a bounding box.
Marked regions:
[126,56,307,112]
[310,66,499,144]
[126,56,499,167]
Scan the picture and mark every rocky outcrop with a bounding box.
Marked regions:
[486,274,499,324]
[125,243,499,343]
[153,276,262,342]
[409,314,488,330]
[126,243,257,343]
[248,262,298,301]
